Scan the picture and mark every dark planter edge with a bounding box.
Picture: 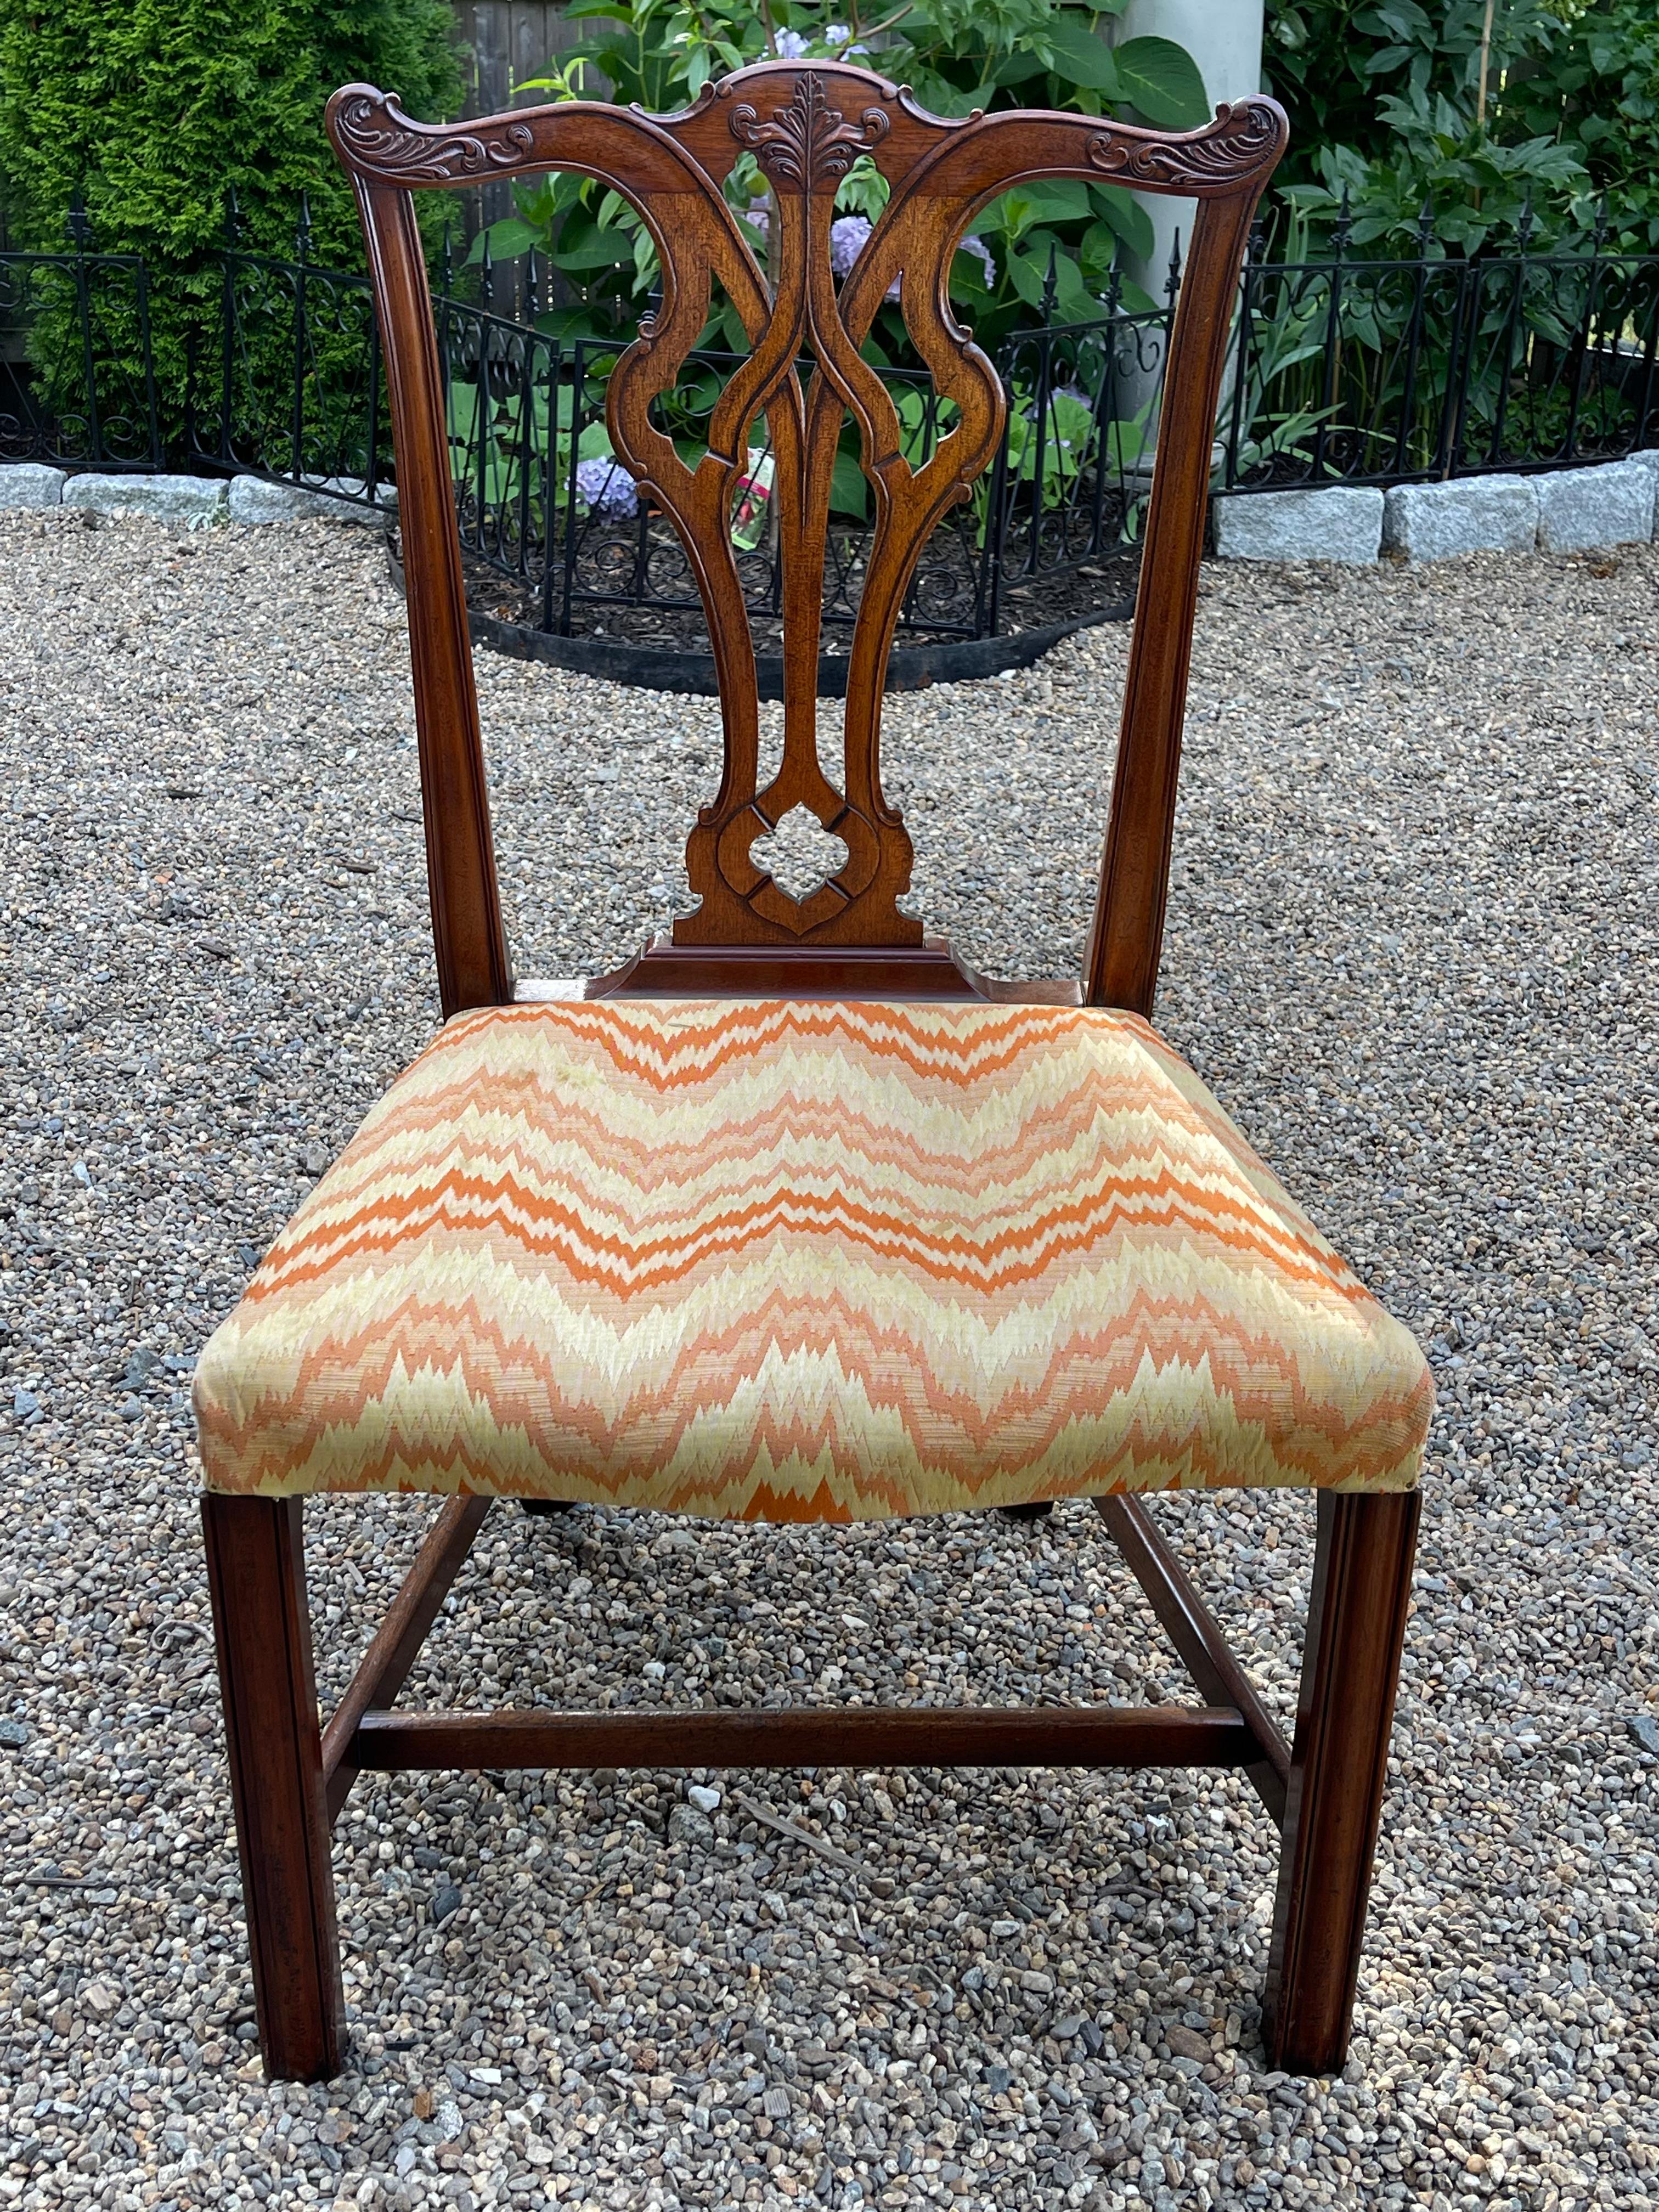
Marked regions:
[386,549,1134,697]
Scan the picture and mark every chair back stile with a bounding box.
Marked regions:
[326,67,1286,1016]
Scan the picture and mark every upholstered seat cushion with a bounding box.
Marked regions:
[193,999,1432,1517]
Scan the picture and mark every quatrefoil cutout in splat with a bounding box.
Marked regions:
[748,806,852,904]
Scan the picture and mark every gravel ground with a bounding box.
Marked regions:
[1,505,1655,2212]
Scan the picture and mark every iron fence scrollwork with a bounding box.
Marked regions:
[0,198,160,470]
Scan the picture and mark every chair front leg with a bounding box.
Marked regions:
[1264,1487,1420,2074]
[202,1493,344,2081]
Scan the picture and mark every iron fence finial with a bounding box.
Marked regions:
[296,193,312,262]
[1166,229,1183,305]
[1041,240,1058,326]
[1516,189,1534,253]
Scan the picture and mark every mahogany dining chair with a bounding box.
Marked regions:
[191,61,1432,2083]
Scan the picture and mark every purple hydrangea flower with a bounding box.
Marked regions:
[826,22,851,41]
[830,214,902,300]
[574,455,638,518]
[775,29,810,59]
[828,213,873,276]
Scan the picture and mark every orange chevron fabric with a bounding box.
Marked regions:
[193,1000,1432,1516]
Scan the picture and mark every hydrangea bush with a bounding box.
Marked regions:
[471,0,1210,355]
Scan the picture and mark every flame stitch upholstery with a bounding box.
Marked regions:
[194,1001,1433,1519]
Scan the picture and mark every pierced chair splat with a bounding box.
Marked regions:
[190,61,1433,2088]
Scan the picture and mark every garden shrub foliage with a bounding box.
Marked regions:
[474,0,1211,354]
[0,0,461,428]
[1265,0,1659,252]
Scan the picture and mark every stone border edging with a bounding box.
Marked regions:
[0,465,392,526]
[8,443,1654,631]
[1213,450,1659,565]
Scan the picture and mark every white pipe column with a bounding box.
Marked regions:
[1115,0,1266,307]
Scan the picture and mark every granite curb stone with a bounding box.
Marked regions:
[0,461,67,510]
[1212,485,1384,565]
[1534,454,1658,552]
[1381,472,1537,561]
[229,473,397,525]
[67,471,227,524]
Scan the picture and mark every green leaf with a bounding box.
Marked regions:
[535,305,613,346]
[1111,36,1210,129]
[1012,180,1094,225]
[1088,183,1154,260]
[1048,251,1099,325]
[950,243,995,301]
[465,217,542,266]
[1042,18,1123,94]
[1006,241,1053,311]
[905,67,985,119]
[830,450,868,519]
[553,225,634,271]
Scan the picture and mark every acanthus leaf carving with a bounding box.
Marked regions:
[727,71,890,188]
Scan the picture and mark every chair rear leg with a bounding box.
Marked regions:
[1264,1487,1420,2074]
[202,1493,344,2082]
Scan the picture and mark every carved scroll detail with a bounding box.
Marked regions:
[332,92,534,183]
[1087,99,1280,190]
[728,72,890,187]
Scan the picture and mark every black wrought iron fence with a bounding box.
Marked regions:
[1224,201,1659,492]
[1,206,160,470]
[189,198,389,499]
[5,196,1657,672]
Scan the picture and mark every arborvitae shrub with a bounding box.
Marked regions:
[0,0,461,448]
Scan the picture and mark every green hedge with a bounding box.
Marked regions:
[0,0,462,436]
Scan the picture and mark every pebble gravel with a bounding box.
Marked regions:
[0,504,1655,2211]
